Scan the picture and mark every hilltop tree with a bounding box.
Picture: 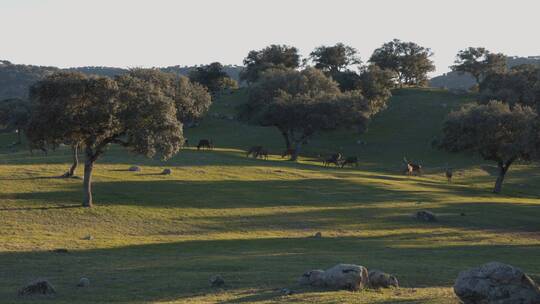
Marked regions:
[0,98,30,144]
[309,43,362,91]
[27,71,184,207]
[479,64,540,111]
[438,101,539,193]
[240,44,301,84]
[451,47,506,85]
[356,65,395,112]
[310,43,361,74]
[188,62,238,95]
[369,39,435,87]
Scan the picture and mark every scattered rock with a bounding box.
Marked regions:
[299,269,325,287]
[161,168,172,175]
[209,275,224,287]
[18,279,56,296]
[454,262,540,304]
[313,232,322,238]
[83,235,94,240]
[51,248,69,253]
[414,210,437,222]
[323,264,369,291]
[128,166,141,172]
[77,277,90,287]
[368,270,399,289]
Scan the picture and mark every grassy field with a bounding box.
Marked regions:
[0,88,539,303]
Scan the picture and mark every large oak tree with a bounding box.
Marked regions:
[240,44,301,84]
[438,101,539,193]
[451,47,506,85]
[27,71,187,207]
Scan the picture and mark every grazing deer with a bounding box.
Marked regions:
[403,157,422,176]
[256,149,269,160]
[323,153,342,167]
[445,164,453,182]
[197,139,213,150]
[247,146,263,158]
[341,156,359,168]
[281,148,295,159]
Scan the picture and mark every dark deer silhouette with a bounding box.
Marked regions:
[445,164,453,182]
[323,153,342,167]
[247,146,263,158]
[256,149,269,160]
[197,139,213,150]
[341,156,359,168]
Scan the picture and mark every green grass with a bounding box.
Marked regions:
[0,88,539,303]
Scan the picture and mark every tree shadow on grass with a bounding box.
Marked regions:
[0,237,538,303]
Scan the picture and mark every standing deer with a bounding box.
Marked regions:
[341,156,359,168]
[247,146,263,157]
[445,164,453,182]
[197,139,213,150]
[403,157,422,176]
[323,153,342,167]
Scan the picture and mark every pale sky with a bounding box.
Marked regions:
[1,0,539,75]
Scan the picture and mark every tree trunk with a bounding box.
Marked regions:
[290,141,302,161]
[82,158,94,207]
[63,144,79,177]
[493,161,511,194]
[280,129,291,150]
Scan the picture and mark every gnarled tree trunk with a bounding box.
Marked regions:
[82,159,94,207]
[493,160,513,194]
[279,128,291,150]
[290,141,302,161]
[63,144,79,177]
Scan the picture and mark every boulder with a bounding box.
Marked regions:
[18,279,56,296]
[313,232,322,238]
[323,264,369,291]
[77,277,90,287]
[128,166,141,172]
[454,262,540,304]
[368,270,399,288]
[161,168,172,175]
[414,210,437,222]
[209,275,224,287]
[298,269,325,287]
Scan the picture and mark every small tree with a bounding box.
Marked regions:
[240,44,301,84]
[0,98,30,144]
[188,62,238,95]
[310,43,361,74]
[438,101,539,193]
[369,39,435,87]
[27,71,184,207]
[451,47,506,85]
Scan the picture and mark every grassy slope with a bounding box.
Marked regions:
[0,89,539,303]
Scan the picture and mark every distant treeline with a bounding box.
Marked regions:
[0,60,244,100]
[430,56,540,90]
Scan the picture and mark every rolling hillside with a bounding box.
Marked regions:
[0,88,539,303]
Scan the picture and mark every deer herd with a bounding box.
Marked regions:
[192,139,454,180]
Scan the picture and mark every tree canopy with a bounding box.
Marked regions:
[451,47,506,85]
[240,44,301,84]
[0,97,31,143]
[438,101,539,193]
[309,43,361,73]
[479,64,540,112]
[369,39,435,87]
[240,67,391,159]
[26,71,186,207]
[188,62,238,95]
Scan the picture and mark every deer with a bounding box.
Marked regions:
[246,146,263,158]
[341,156,359,168]
[403,157,422,176]
[256,149,269,160]
[445,164,453,182]
[323,153,342,167]
[197,139,213,150]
